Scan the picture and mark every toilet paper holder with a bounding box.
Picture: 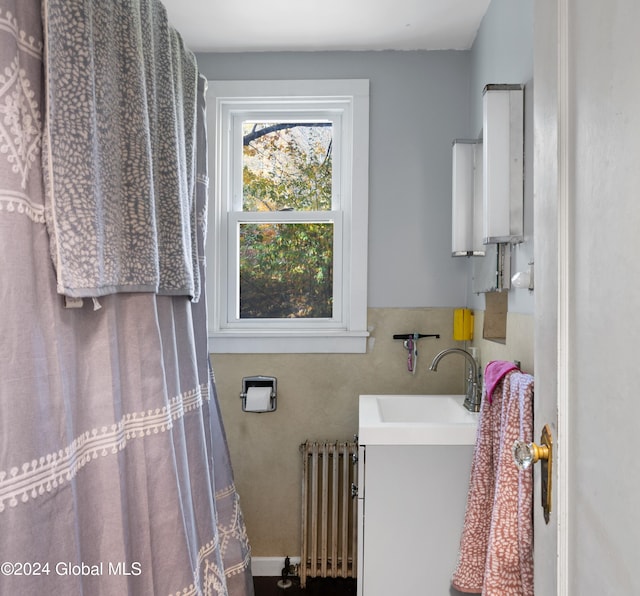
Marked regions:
[240,376,277,412]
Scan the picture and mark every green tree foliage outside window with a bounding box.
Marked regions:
[240,122,334,319]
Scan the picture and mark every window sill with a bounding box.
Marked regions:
[208,330,370,354]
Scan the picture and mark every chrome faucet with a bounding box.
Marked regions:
[429,348,482,412]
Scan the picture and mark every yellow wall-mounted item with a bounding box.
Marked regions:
[453,308,474,341]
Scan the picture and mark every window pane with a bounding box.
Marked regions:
[242,121,332,212]
[239,222,333,319]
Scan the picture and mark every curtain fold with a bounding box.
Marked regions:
[0,1,254,594]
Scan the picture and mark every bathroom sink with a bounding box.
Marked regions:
[358,394,479,446]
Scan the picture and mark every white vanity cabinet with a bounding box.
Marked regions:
[357,394,478,596]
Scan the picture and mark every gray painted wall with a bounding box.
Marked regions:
[196,3,535,316]
[470,0,534,135]
[467,0,534,315]
[196,50,472,308]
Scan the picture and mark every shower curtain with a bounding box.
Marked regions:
[0,1,253,594]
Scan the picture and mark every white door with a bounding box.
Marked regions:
[534,1,640,594]
[532,1,560,592]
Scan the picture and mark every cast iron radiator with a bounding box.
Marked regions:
[299,440,358,588]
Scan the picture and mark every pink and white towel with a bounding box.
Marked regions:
[451,365,534,596]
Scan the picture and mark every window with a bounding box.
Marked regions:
[206,80,369,353]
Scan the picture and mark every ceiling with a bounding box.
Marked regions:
[161,0,491,53]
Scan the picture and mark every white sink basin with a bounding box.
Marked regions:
[358,394,479,446]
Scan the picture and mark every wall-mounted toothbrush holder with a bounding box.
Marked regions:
[393,333,440,374]
[241,375,278,412]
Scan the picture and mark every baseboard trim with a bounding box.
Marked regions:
[251,556,301,577]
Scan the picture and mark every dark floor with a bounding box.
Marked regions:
[253,576,357,596]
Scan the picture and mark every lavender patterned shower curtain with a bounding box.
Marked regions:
[0,1,253,594]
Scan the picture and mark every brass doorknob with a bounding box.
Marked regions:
[512,424,553,524]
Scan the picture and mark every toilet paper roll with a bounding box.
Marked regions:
[244,386,272,412]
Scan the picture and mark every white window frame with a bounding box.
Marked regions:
[206,80,370,353]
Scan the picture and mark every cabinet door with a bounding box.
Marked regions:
[361,445,473,596]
